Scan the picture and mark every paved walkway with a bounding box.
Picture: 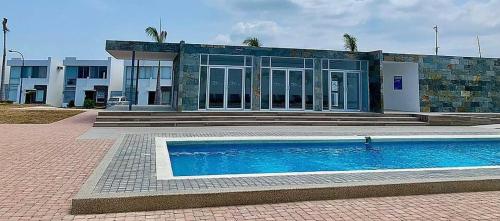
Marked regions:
[0,112,499,220]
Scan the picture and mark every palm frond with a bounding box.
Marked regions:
[145,27,160,42]
[343,33,358,52]
[243,37,261,47]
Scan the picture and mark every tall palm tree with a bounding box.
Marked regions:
[343,33,358,52]
[145,21,167,105]
[243,37,261,47]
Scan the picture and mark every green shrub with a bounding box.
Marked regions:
[83,99,96,109]
[0,100,14,104]
[68,100,75,108]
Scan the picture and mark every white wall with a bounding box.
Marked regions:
[382,61,420,112]
[109,58,124,94]
[46,57,64,107]
[74,78,109,106]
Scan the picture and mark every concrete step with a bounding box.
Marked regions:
[95,115,420,122]
[98,111,415,118]
[93,120,428,127]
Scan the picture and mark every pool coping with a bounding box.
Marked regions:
[72,134,500,214]
[157,135,500,180]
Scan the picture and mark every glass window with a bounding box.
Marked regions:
[139,67,150,79]
[160,67,171,79]
[261,57,270,67]
[199,66,207,109]
[271,57,304,68]
[201,54,208,65]
[305,59,314,69]
[245,56,252,67]
[305,70,314,110]
[261,68,270,109]
[78,67,90,78]
[21,67,31,78]
[322,70,329,110]
[329,60,360,70]
[30,66,47,78]
[322,59,328,69]
[65,67,77,86]
[245,67,252,109]
[209,55,245,66]
[98,66,107,78]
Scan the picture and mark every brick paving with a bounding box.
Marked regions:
[0,112,499,220]
[94,133,500,193]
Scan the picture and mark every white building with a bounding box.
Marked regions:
[123,60,173,106]
[7,57,64,106]
[62,57,123,107]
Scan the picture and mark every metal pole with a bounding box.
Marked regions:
[433,25,439,56]
[9,50,23,104]
[135,60,140,105]
[128,51,135,111]
[477,35,482,58]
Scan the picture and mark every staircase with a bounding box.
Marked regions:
[94,111,428,127]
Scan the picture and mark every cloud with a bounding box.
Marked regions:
[206,0,500,56]
[212,34,232,45]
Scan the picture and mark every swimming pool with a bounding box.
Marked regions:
[160,137,500,178]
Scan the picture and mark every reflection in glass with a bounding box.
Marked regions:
[227,69,243,109]
[346,73,360,110]
[288,70,303,109]
[272,70,286,109]
[209,68,225,108]
[331,72,344,110]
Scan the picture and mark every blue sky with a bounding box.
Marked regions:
[2,0,500,59]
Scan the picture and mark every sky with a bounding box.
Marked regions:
[1,0,500,60]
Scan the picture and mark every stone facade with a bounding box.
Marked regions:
[176,43,378,112]
[384,53,500,112]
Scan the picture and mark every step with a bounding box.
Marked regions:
[97,111,415,118]
[93,120,428,127]
[95,115,420,122]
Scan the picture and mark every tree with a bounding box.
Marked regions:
[243,37,261,47]
[145,21,167,105]
[343,33,358,52]
[1,18,9,101]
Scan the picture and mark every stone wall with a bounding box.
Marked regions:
[384,53,500,112]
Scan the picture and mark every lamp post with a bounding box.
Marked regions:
[8,49,24,104]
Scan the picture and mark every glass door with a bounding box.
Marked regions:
[346,72,360,110]
[329,71,360,111]
[288,70,304,109]
[271,70,286,109]
[208,67,225,109]
[330,72,344,110]
[226,68,243,109]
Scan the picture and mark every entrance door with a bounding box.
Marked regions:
[25,90,36,104]
[329,71,360,111]
[288,70,304,109]
[346,72,360,110]
[271,70,286,109]
[330,72,344,110]
[271,69,304,110]
[208,67,244,110]
[226,68,243,109]
[208,68,225,109]
[148,91,155,105]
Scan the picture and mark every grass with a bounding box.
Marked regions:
[0,103,84,124]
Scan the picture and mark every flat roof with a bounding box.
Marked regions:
[106,40,179,60]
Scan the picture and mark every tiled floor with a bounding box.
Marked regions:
[0,111,499,220]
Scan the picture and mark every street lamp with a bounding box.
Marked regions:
[8,49,24,104]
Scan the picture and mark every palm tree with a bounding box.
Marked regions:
[243,37,261,47]
[145,21,167,105]
[343,33,358,52]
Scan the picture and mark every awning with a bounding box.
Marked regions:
[105,40,180,60]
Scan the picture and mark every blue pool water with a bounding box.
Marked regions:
[167,140,500,176]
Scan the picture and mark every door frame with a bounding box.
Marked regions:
[207,66,244,110]
[270,68,305,111]
[328,70,362,111]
